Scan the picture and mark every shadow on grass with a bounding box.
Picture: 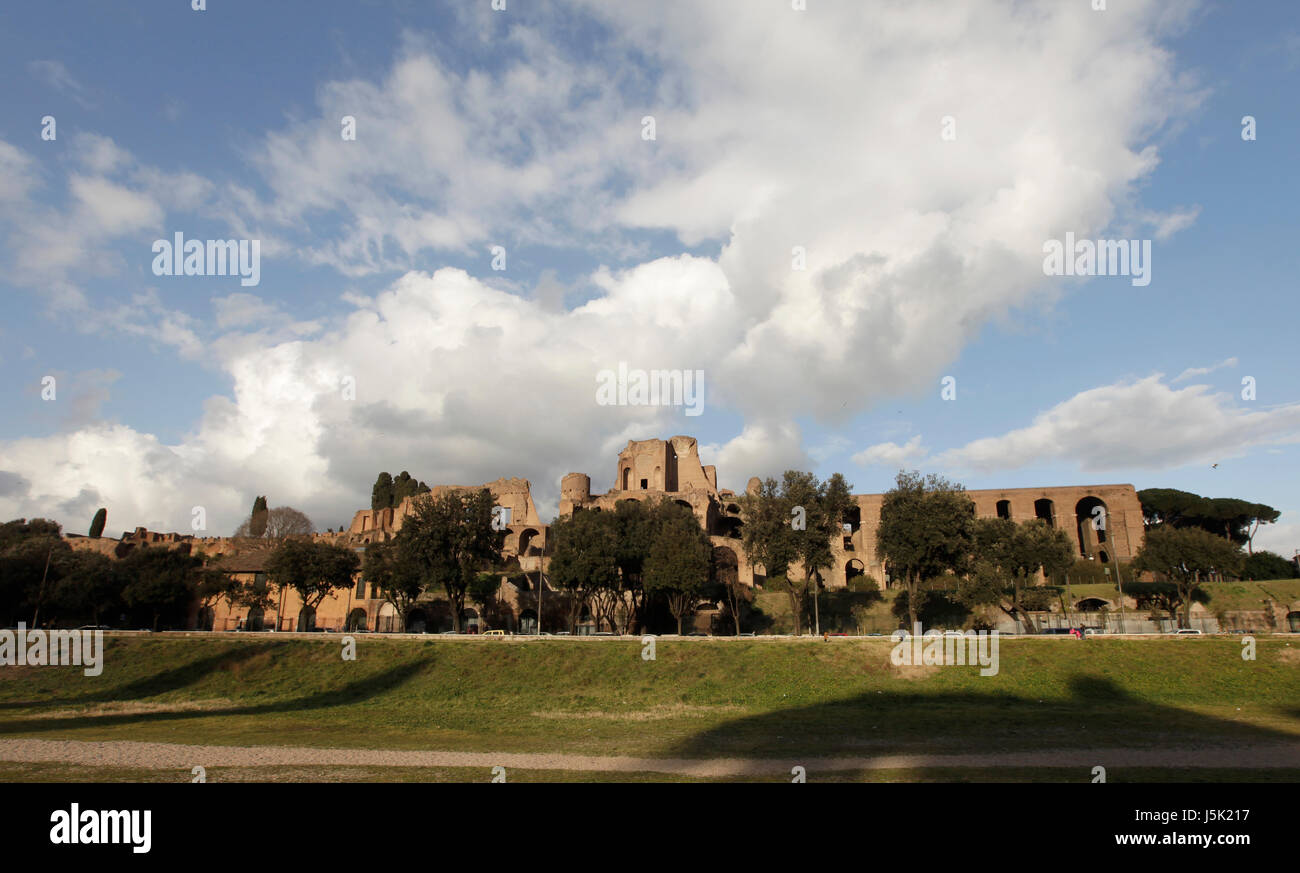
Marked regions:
[667,675,1300,762]
[0,659,431,737]
[0,641,284,710]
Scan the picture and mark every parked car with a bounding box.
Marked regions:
[481,629,506,637]
[1175,628,1203,635]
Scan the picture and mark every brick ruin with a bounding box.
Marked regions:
[64,434,1150,632]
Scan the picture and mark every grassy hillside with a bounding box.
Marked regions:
[2,634,1298,764]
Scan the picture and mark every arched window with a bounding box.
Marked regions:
[1075,496,1108,556]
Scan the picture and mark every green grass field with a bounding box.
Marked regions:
[2,633,1298,783]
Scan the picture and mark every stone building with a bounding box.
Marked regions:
[560,435,1145,592]
[64,434,1146,632]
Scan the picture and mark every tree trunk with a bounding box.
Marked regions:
[907,573,919,632]
[1013,578,1038,633]
[450,591,464,633]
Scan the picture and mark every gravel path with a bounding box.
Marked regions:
[3,738,1299,777]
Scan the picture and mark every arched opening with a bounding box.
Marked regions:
[245,607,264,632]
[406,607,428,634]
[843,504,861,531]
[1075,496,1108,556]
[996,500,1011,520]
[622,467,630,490]
[845,559,866,585]
[296,605,316,632]
[517,527,540,556]
[519,609,538,635]
[653,466,662,489]
[1098,550,1110,563]
[377,601,398,634]
[675,499,694,513]
[461,608,480,634]
[1035,498,1055,525]
[196,606,214,631]
[716,516,743,539]
[842,504,861,550]
[346,608,368,632]
[1076,597,1110,612]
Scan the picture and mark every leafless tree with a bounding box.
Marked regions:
[232,506,315,538]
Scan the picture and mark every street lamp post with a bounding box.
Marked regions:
[536,537,545,636]
[1105,565,1127,634]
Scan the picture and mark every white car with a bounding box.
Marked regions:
[1175,628,1203,635]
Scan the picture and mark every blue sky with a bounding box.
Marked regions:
[1,0,1298,555]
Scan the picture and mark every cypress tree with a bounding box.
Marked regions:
[372,472,394,511]
[250,496,269,537]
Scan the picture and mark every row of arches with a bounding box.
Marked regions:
[991,496,1117,561]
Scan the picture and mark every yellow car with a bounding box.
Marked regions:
[481,629,506,637]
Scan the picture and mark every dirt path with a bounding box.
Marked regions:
[2,738,1299,777]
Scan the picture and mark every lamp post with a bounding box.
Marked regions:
[1105,565,1127,634]
[536,536,545,636]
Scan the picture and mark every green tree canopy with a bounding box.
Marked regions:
[400,488,503,632]
[371,472,394,511]
[1131,526,1244,628]
[0,519,72,627]
[53,549,125,626]
[1241,550,1299,580]
[643,503,713,635]
[1138,488,1279,552]
[959,517,1074,632]
[120,547,203,631]
[362,537,425,628]
[265,540,361,630]
[738,470,854,634]
[548,507,620,632]
[876,471,975,631]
